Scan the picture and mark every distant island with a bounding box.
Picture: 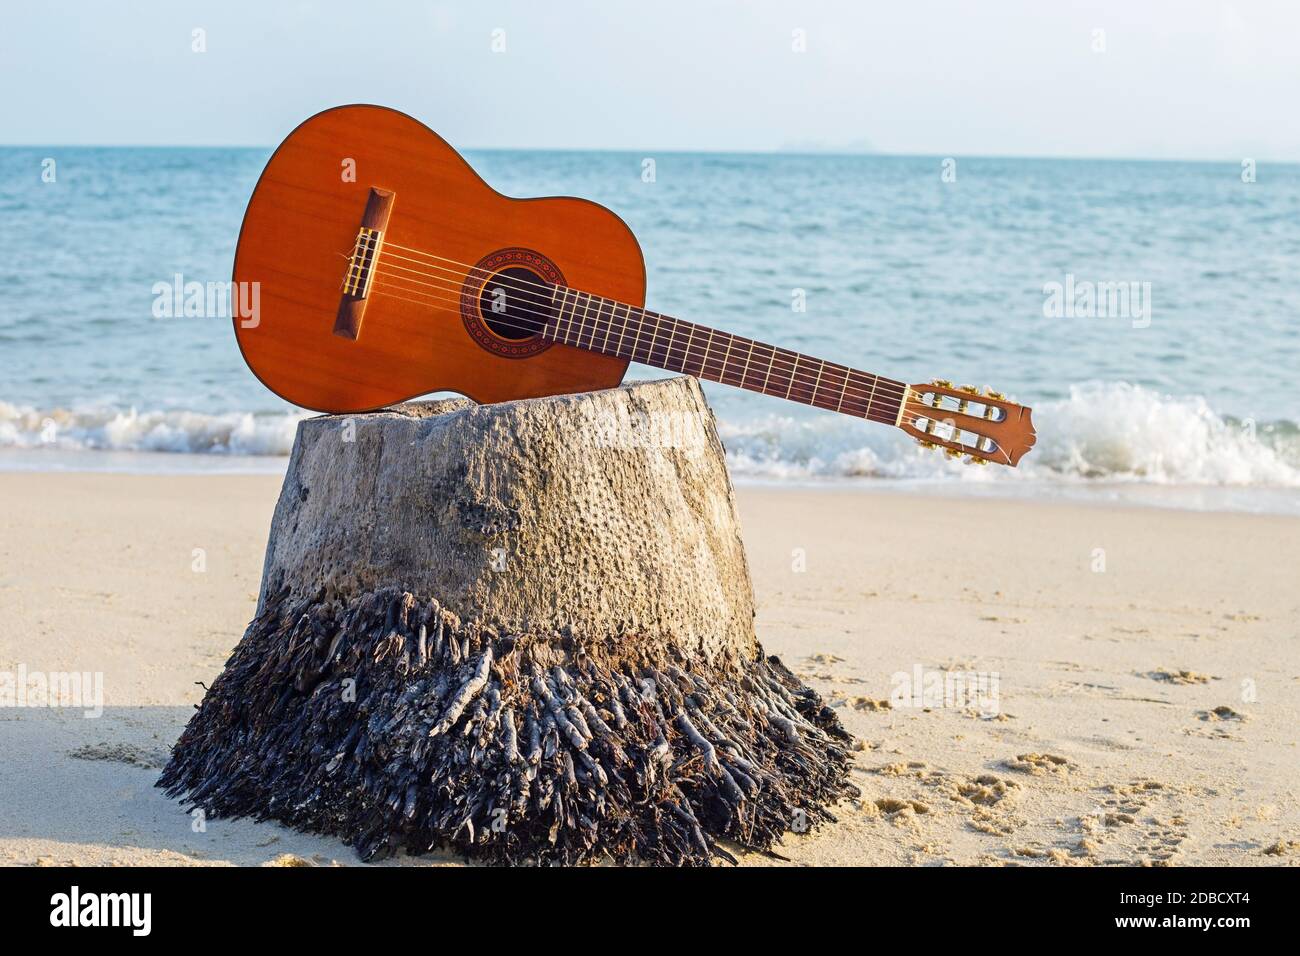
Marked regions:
[777,137,878,154]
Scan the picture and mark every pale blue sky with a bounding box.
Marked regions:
[3,0,1297,159]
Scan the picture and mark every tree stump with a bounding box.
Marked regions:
[159,376,855,865]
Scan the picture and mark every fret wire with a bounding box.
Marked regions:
[754,340,769,392]
[666,317,683,372]
[621,307,634,359]
[565,288,579,345]
[600,297,615,353]
[741,337,758,387]
[588,294,603,352]
[721,334,735,385]
[840,364,866,413]
[864,374,880,421]
[613,303,630,357]
[586,294,602,351]
[570,292,584,348]
[630,307,648,363]
[774,345,792,395]
[564,287,579,348]
[579,293,595,348]
[546,284,559,339]
[560,289,575,346]
[763,343,778,394]
[629,308,644,362]
[553,288,569,344]
[648,312,664,366]
[684,321,698,375]
[578,294,594,350]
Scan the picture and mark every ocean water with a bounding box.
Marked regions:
[2,146,1299,512]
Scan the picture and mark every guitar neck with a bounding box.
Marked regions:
[545,287,907,426]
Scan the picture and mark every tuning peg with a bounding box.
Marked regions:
[958,384,979,394]
[931,378,953,388]
[965,457,988,466]
[985,388,1005,400]
[917,440,938,450]
[944,448,963,460]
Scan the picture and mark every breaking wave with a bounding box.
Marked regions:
[0,401,304,456]
[717,382,1300,487]
[3,383,1299,489]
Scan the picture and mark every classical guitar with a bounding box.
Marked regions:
[233,105,1036,466]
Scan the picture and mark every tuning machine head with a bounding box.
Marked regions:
[900,378,1037,467]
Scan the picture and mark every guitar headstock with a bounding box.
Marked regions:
[897,380,1036,467]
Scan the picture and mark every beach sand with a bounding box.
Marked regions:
[1,472,1296,866]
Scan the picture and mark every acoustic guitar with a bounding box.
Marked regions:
[233,105,1036,466]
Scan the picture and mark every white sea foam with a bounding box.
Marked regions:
[3,383,1298,491]
[0,401,304,456]
[716,382,1300,487]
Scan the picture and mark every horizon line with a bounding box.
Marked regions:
[1,143,1295,166]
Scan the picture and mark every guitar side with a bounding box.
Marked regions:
[232,104,643,412]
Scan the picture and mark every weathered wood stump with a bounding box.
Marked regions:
[160,377,854,865]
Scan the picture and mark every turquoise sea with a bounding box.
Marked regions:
[1,147,1298,511]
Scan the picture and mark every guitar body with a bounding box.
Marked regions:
[233,104,641,412]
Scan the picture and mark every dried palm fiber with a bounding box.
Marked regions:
[159,377,855,864]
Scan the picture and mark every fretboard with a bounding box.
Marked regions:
[546,286,906,425]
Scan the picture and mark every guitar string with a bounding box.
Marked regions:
[367,259,921,413]
[339,234,1012,456]
[370,241,926,407]
[369,238,1015,426]
[366,265,1003,437]
[373,249,1017,459]
[366,272,999,447]
[367,283,1002,461]
[373,254,918,413]
[366,277,1002,456]
[367,268,909,421]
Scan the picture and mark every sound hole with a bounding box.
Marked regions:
[479,267,553,340]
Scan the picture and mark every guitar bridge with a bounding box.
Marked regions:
[334,186,396,340]
[343,227,382,298]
